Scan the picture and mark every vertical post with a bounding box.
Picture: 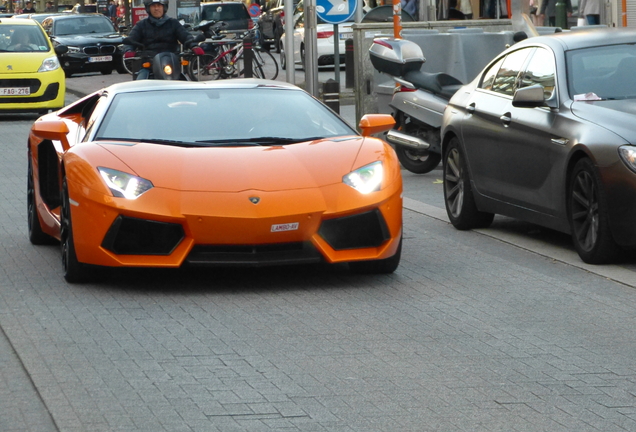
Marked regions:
[305,0,319,97]
[345,38,354,88]
[243,35,253,78]
[333,23,340,85]
[393,0,402,38]
[323,79,340,114]
[555,0,567,28]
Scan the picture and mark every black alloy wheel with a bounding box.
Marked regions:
[568,158,618,264]
[443,137,494,230]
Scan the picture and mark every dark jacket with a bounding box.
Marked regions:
[124,14,194,54]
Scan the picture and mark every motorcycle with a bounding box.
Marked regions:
[121,34,205,81]
[369,37,463,174]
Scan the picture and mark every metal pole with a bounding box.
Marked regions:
[333,23,340,85]
[284,0,294,84]
[393,0,402,38]
[305,0,319,97]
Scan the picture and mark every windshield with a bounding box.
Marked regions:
[567,43,636,100]
[95,87,357,145]
[54,16,115,36]
[0,25,50,52]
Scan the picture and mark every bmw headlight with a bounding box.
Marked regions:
[66,46,80,54]
[98,167,153,199]
[619,146,636,173]
[38,56,61,72]
[343,161,383,194]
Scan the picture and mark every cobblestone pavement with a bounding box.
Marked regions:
[2,75,636,431]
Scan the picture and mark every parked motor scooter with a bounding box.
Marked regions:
[369,37,463,174]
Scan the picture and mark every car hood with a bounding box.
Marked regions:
[53,32,123,44]
[0,52,51,73]
[98,137,365,192]
[571,98,636,143]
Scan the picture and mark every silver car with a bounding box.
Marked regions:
[441,28,636,264]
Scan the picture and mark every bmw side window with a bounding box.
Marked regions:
[520,48,556,100]
[491,48,532,96]
[480,57,504,91]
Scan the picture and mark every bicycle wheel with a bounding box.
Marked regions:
[188,54,222,81]
[254,50,278,80]
[239,50,279,80]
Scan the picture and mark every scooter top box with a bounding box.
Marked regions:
[369,37,424,77]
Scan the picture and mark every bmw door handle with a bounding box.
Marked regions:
[466,103,475,114]
[500,112,512,127]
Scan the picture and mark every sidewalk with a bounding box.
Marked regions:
[64,72,357,126]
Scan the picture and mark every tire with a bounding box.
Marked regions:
[394,145,442,174]
[568,158,618,264]
[188,54,221,81]
[27,158,53,245]
[279,42,286,70]
[300,46,305,71]
[349,236,402,274]
[61,179,91,283]
[100,67,113,75]
[443,137,494,230]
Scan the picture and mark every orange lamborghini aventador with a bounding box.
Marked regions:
[27,79,403,283]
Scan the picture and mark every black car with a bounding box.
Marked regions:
[40,13,126,76]
[441,27,636,264]
[257,0,299,52]
[200,1,252,32]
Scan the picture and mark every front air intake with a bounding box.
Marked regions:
[101,216,184,255]
[318,209,390,250]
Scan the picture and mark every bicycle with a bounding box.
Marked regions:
[188,28,279,81]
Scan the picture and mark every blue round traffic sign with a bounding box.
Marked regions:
[248,3,261,17]
[316,0,356,24]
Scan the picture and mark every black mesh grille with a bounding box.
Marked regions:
[83,45,117,55]
[186,242,322,266]
[0,79,41,93]
[318,209,390,250]
[101,216,184,255]
[0,83,60,103]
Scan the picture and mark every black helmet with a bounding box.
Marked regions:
[144,0,168,14]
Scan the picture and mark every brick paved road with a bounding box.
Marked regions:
[2,76,636,431]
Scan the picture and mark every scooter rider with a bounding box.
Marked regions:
[123,0,204,79]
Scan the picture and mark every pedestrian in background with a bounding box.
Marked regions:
[539,0,572,26]
[45,1,55,12]
[108,0,118,24]
[579,0,602,24]
[528,0,539,25]
[401,0,418,20]
[23,0,36,13]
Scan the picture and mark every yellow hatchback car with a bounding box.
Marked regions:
[0,18,66,114]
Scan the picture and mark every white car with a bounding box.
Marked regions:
[279,7,353,70]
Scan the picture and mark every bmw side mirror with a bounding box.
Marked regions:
[54,45,68,55]
[512,84,546,108]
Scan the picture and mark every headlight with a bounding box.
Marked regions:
[38,55,61,72]
[66,46,80,54]
[98,167,153,199]
[619,146,636,173]
[343,161,383,194]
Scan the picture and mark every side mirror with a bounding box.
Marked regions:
[359,114,396,136]
[54,44,68,55]
[31,119,71,151]
[512,84,546,108]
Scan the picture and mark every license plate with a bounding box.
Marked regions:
[271,222,299,232]
[88,55,112,63]
[0,87,30,95]
[339,33,352,40]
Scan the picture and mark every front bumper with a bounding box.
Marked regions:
[67,180,403,268]
[0,69,65,111]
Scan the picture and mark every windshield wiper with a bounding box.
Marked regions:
[196,137,325,145]
[97,137,208,147]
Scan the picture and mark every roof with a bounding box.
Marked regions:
[518,27,636,51]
